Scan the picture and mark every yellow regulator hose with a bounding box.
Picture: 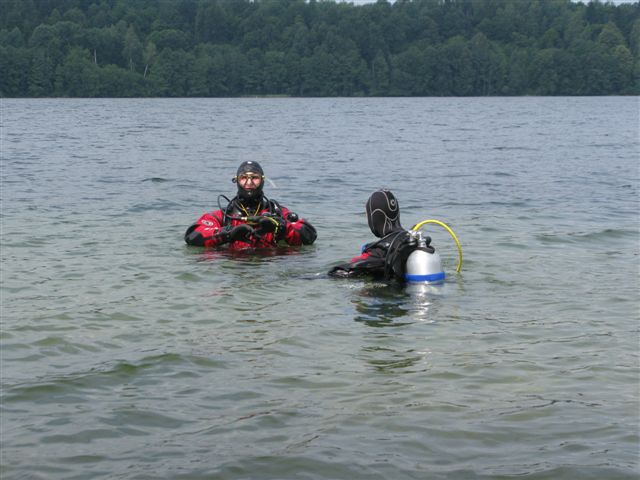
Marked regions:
[411,219,463,272]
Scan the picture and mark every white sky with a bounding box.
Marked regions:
[344,0,637,4]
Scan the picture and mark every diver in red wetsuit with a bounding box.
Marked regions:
[329,190,429,282]
[185,161,316,249]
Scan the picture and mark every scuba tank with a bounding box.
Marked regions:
[404,230,445,284]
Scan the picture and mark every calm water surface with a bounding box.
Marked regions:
[1,97,639,479]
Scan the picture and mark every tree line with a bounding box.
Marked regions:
[1,0,638,97]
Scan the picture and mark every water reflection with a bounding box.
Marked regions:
[351,283,408,327]
[350,282,443,373]
[193,246,305,263]
[359,345,428,373]
[406,282,445,323]
[183,245,313,301]
[351,282,444,327]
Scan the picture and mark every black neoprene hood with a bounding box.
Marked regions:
[236,160,264,178]
[366,190,403,238]
[235,160,265,201]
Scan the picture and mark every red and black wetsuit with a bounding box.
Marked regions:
[185,196,316,249]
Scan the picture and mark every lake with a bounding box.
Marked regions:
[1,97,638,479]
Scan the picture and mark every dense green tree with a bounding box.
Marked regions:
[148,48,195,96]
[195,2,229,44]
[283,16,312,57]
[122,25,143,71]
[262,50,288,93]
[0,46,30,96]
[1,0,638,97]
[190,49,228,95]
[147,28,189,52]
[370,51,390,95]
[0,27,25,48]
[1,0,39,32]
[630,18,640,56]
[62,8,87,25]
[243,48,264,93]
[539,27,561,49]
[284,51,304,95]
[47,9,63,26]
[470,32,505,95]
[142,41,158,78]
[610,44,635,93]
[571,41,612,95]
[436,36,474,96]
[391,41,437,96]
[598,21,627,48]
[301,49,336,96]
[82,26,124,67]
[96,64,146,97]
[565,7,588,46]
[504,47,532,95]
[28,48,55,96]
[54,47,100,96]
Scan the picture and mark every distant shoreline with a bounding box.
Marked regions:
[2,94,639,100]
[2,0,637,98]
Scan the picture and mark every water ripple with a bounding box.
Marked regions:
[1,97,638,480]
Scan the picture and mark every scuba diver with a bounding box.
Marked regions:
[185,161,317,249]
[329,190,437,282]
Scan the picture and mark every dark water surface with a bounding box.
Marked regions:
[1,97,638,479]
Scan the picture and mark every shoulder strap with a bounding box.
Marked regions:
[222,199,237,226]
[363,230,402,253]
[383,230,416,281]
[266,198,283,217]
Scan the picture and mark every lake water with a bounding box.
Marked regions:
[1,97,638,479]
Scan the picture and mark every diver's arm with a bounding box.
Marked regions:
[328,248,385,278]
[285,219,317,245]
[184,211,229,247]
[279,206,317,246]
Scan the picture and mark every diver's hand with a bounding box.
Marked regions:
[217,224,254,243]
[245,216,263,225]
[255,216,285,239]
[229,224,254,242]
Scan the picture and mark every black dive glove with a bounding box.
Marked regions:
[254,215,286,240]
[217,224,254,243]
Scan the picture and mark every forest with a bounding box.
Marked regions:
[1,0,638,97]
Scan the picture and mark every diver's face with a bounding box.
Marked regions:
[237,172,263,190]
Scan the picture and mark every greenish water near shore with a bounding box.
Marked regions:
[1,97,638,479]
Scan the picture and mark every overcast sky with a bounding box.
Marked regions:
[345,0,638,4]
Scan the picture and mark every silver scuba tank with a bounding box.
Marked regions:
[404,231,445,284]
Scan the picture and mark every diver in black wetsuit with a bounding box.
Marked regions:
[329,190,432,282]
